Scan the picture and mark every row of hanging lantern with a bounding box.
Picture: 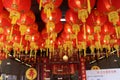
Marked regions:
[37,0,63,59]
[0,0,120,61]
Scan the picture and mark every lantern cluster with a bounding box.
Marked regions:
[0,0,120,62]
[0,0,44,61]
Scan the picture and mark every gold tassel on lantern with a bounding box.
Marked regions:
[72,24,80,35]
[51,32,57,41]
[90,45,95,57]
[114,44,119,57]
[115,26,120,39]
[7,25,14,41]
[46,21,55,33]
[19,25,27,35]
[108,11,119,26]
[25,46,28,54]
[44,3,54,19]
[58,45,63,59]
[78,9,88,23]
[9,10,20,25]
[0,27,4,34]
[72,24,80,47]
[30,42,38,57]
[87,0,91,14]
[94,25,101,33]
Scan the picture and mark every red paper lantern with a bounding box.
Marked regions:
[12,34,21,43]
[100,34,110,45]
[31,32,41,42]
[112,0,120,10]
[77,30,86,42]
[100,22,115,35]
[37,0,63,8]
[41,8,62,23]
[55,37,64,47]
[97,0,120,13]
[12,34,28,51]
[94,33,102,41]
[65,9,79,24]
[0,0,3,12]
[12,24,21,35]
[0,34,6,42]
[0,10,11,28]
[85,24,94,35]
[86,9,107,27]
[54,21,63,33]
[60,31,71,41]
[2,0,31,12]
[63,23,72,33]
[68,0,96,12]
[35,36,44,49]
[41,28,49,39]
[4,41,13,51]
[17,11,35,25]
[25,25,38,35]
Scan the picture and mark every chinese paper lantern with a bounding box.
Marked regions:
[94,33,102,41]
[31,32,41,42]
[37,0,63,8]
[77,30,86,42]
[60,32,71,41]
[4,40,13,51]
[12,34,21,43]
[86,9,107,27]
[0,10,11,27]
[17,11,35,25]
[55,37,64,47]
[86,35,94,46]
[12,24,20,35]
[68,0,96,23]
[97,0,120,13]
[35,36,44,49]
[2,0,31,24]
[0,0,3,12]
[97,0,120,44]
[41,28,49,39]
[25,25,38,35]
[65,9,79,24]
[100,22,114,35]
[2,0,31,12]
[85,24,94,35]
[100,34,110,45]
[41,8,62,24]
[63,23,72,33]
[54,21,63,33]
[68,0,96,12]
[97,0,120,26]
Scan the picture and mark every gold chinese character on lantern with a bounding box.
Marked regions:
[26,68,37,80]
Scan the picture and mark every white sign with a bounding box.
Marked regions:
[86,68,120,80]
